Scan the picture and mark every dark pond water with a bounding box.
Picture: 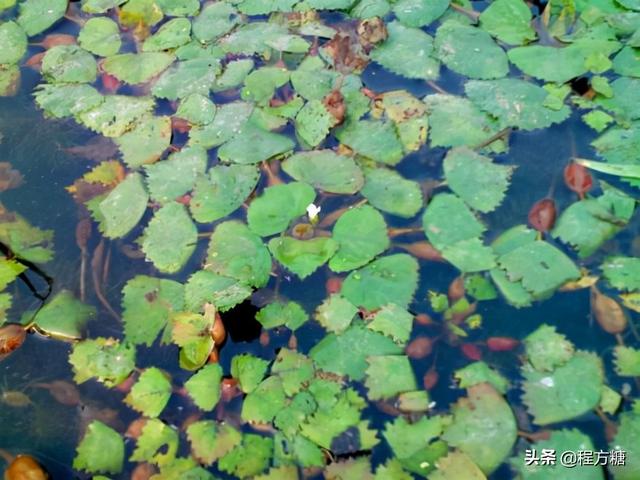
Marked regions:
[1,2,640,479]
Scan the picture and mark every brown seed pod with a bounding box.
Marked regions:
[591,287,627,334]
[325,276,343,295]
[486,336,519,352]
[211,312,226,345]
[564,162,593,199]
[5,455,48,480]
[528,198,557,233]
[406,337,433,359]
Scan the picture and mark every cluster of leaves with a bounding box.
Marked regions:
[2,0,640,478]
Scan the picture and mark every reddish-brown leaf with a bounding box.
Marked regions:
[322,89,345,125]
[414,313,433,325]
[398,241,443,262]
[448,276,465,302]
[325,276,343,295]
[4,455,48,480]
[0,324,26,359]
[0,163,24,192]
[564,163,593,199]
[406,336,433,359]
[101,72,121,93]
[528,198,556,233]
[486,336,519,352]
[39,34,76,49]
[460,343,483,361]
[422,368,439,390]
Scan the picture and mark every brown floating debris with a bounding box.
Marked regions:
[591,287,627,334]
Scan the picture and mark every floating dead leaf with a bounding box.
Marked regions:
[0,324,26,361]
[33,380,80,406]
[591,287,627,334]
[100,72,121,94]
[324,32,369,73]
[37,34,76,49]
[357,17,387,51]
[323,89,346,125]
[325,276,343,295]
[0,163,24,192]
[448,276,465,302]
[406,336,433,359]
[559,270,599,291]
[460,343,483,361]
[397,241,443,261]
[24,52,46,69]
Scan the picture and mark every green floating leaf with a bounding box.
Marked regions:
[231,353,269,393]
[466,79,571,131]
[498,240,580,297]
[370,21,440,80]
[189,101,254,148]
[187,421,241,466]
[575,157,640,180]
[119,0,164,27]
[34,83,103,119]
[315,294,358,333]
[0,258,26,291]
[0,64,19,97]
[78,95,155,137]
[219,434,273,478]
[524,324,574,372]
[423,93,503,150]
[552,185,635,257]
[248,182,315,237]
[99,173,148,239]
[17,0,67,36]
[185,363,222,411]
[151,58,220,100]
[342,254,419,310]
[242,375,287,423]
[310,323,403,380]
[367,304,413,345]
[479,0,536,45]
[190,164,259,223]
[393,0,449,27]
[610,411,640,480]
[81,0,127,14]
[130,418,179,466]
[0,21,27,64]
[441,237,497,273]
[613,46,640,77]
[443,147,513,213]
[255,301,308,331]
[512,428,602,480]
[142,202,197,274]
[454,361,509,394]
[614,346,640,376]
[206,221,272,288]
[282,150,364,195]
[172,312,213,371]
[522,351,604,425]
[431,451,486,480]
[32,290,95,341]
[595,77,640,123]
[361,168,423,218]
[435,20,508,79]
[423,193,485,250]
[241,66,290,105]
[74,421,124,475]
[41,45,97,84]
[192,2,239,42]
[115,115,171,167]
[295,100,336,147]
[0,208,54,263]
[442,383,517,474]
[176,93,216,126]
[125,367,172,418]
[156,0,199,15]
[69,337,136,387]
[337,119,404,165]
[122,275,184,346]
[601,256,640,291]
[145,146,207,204]
[508,40,620,84]
[213,58,255,92]
[330,204,389,272]
[78,17,121,57]
[383,416,445,476]
[143,18,191,52]
[269,236,338,279]
[218,122,295,165]
[365,355,417,400]
[272,348,315,395]
[103,52,174,85]
[184,270,252,313]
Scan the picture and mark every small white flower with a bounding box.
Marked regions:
[306,203,321,222]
